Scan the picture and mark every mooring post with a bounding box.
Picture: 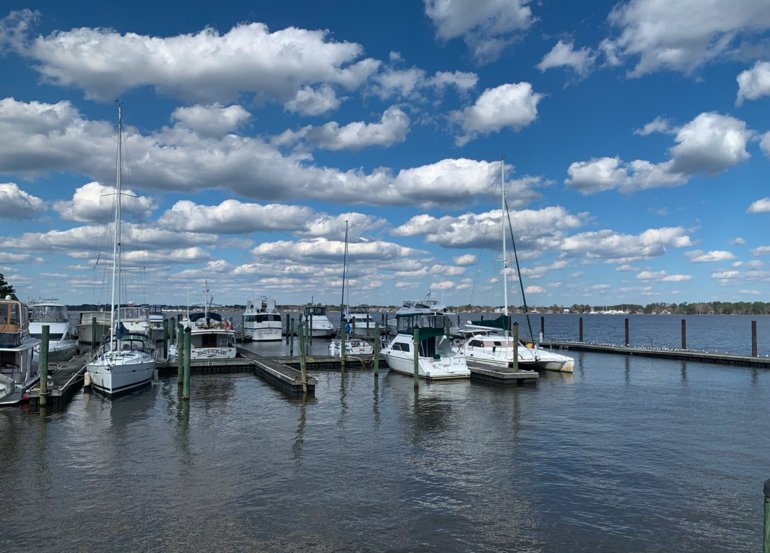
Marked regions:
[177,324,185,385]
[289,318,295,357]
[340,321,347,372]
[681,319,687,350]
[309,314,313,346]
[762,480,770,553]
[91,316,97,352]
[299,321,307,393]
[169,317,176,345]
[579,317,583,342]
[39,325,49,407]
[540,316,545,341]
[752,320,758,357]
[162,318,169,360]
[285,313,290,344]
[413,327,419,389]
[373,323,380,377]
[182,326,191,400]
[513,322,519,372]
[624,318,629,347]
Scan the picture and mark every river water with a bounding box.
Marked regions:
[1,327,768,552]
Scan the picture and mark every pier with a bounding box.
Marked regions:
[27,352,90,409]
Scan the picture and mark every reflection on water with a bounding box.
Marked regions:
[0,352,767,552]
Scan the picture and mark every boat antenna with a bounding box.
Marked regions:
[339,220,349,335]
[504,193,534,341]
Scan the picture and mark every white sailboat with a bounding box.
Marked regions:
[86,105,155,396]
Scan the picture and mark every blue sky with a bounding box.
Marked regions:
[2,0,770,308]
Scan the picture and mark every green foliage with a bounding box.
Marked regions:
[0,272,15,299]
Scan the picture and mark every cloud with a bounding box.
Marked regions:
[277,106,410,150]
[752,246,770,256]
[537,40,596,76]
[453,254,477,265]
[748,197,770,213]
[601,0,770,76]
[737,60,770,105]
[685,249,735,262]
[761,132,770,157]
[252,237,424,263]
[450,82,542,146]
[2,14,379,106]
[560,227,692,263]
[634,116,672,136]
[565,112,751,194]
[636,270,692,282]
[424,0,535,63]
[0,182,45,219]
[157,199,313,233]
[53,181,156,223]
[171,104,251,136]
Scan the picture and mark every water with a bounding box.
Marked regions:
[0,344,768,552]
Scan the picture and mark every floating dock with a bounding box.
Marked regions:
[541,341,770,368]
[27,352,90,409]
[467,361,539,385]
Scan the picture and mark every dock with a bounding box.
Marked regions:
[27,352,90,409]
[467,361,539,385]
[541,341,770,368]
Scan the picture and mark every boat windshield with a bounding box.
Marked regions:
[31,304,67,322]
[305,305,326,316]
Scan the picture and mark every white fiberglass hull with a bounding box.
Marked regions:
[244,325,282,342]
[190,347,237,360]
[328,338,373,356]
[306,317,336,338]
[87,351,155,396]
[531,347,575,373]
[383,349,470,380]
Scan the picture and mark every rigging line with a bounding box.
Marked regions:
[339,220,349,335]
[467,216,491,306]
[504,196,534,342]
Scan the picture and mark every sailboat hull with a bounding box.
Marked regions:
[87,351,154,396]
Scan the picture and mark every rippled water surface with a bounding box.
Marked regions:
[1,349,768,552]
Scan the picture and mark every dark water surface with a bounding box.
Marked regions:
[1,346,768,552]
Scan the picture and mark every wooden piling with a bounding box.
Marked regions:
[162,318,169,359]
[285,313,290,344]
[373,323,380,377]
[289,318,294,356]
[540,316,545,341]
[340,323,346,372]
[681,319,687,350]
[579,317,583,342]
[413,328,419,388]
[624,318,629,347]
[177,324,184,385]
[298,321,307,394]
[39,325,49,406]
[91,316,97,352]
[764,479,770,553]
[182,326,191,400]
[513,322,519,372]
[753,320,758,357]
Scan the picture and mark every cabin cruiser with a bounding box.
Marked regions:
[243,297,282,341]
[29,300,78,361]
[328,336,374,356]
[344,306,379,338]
[0,296,40,405]
[387,294,459,336]
[183,311,237,359]
[381,311,469,380]
[301,304,336,338]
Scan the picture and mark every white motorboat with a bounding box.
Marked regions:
[117,305,151,338]
[76,309,111,345]
[382,311,469,380]
[0,296,40,406]
[344,306,379,338]
[456,326,539,371]
[86,106,155,397]
[243,297,282,342]
[301,304,336,338]
[527,344,575,373]
[386,292,459,336]
[181,282,237,359]
[148,305,165,343]
[328,337,373,356]
[29,300,78,361]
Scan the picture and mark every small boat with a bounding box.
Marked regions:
[386,292,459,336]
[0,296,40,406]
[76,309,111,345]
[382,311,469,380]
[148,305,165,343]
[29,300,78,361]
[344,306,379,338]
[182,282,237,359]
[328,337,373,356]
[86,106,155,397]
[456,327,539,371]
[117,305,151,338]
[243,297,282,342]
[301,304,336,338]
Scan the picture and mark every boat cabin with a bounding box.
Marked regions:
[0,298,28,347]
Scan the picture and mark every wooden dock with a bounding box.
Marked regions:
[467,361,539,385]
[541,341,770,368]
[27,352,90,409]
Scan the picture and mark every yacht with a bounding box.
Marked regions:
[148,305,165,343]
[76,309,111,345]
[301,304,336,338]
[181,282,237,359]
[328,337,373,356]
[29,300,78,361]
[456,325,539,371]
[243,297,282,341]
[381,311,469,380]
[0,296,40,406]
[387,293,459,336]
[344,306,379,338]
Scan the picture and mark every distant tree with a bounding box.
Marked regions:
[0,272,15,299]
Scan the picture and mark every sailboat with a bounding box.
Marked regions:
[329,221,373,356]
[86,105,156,396]
[458,160,539,373]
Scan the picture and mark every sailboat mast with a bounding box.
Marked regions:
[501,159,509,327]
[339,220,348,334]
[110,104,123,342]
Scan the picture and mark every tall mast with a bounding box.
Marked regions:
[339,220,348,335]
[110,104,123,344]
[501,158,508,325]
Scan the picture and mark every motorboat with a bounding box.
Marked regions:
[148,305,165,343]
[76,309,111,345]
[344,306,379,338]
[301,304,336,338]
[243,297,282,341]
[0,296,40,406]
[117,305,151,338]
[328,337,373,356]
[456,326,539,371]
[386,293,459,336]
[29,300,78,361]
[86,106,155,397]
[181,282,237,359]
[381,311,469,380]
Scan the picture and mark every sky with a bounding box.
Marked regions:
[1,0,770,309]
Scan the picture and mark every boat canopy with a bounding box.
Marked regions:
[395,312,449,339]
[467,314,511,332]
[188,312,222,322]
